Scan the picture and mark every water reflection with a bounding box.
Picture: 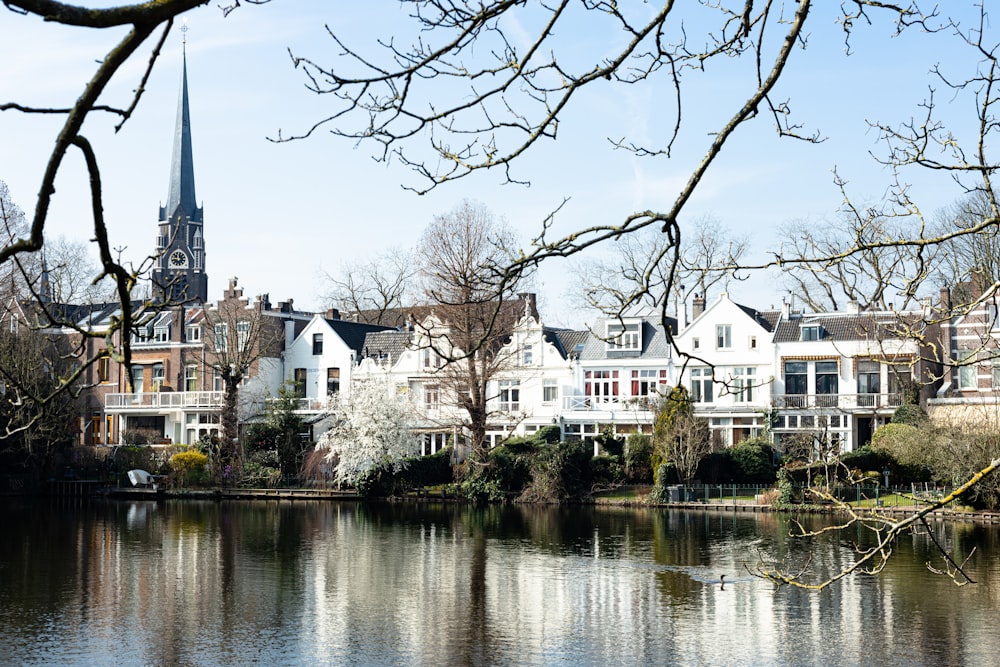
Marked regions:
[1,500,998,666]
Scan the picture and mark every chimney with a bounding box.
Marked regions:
[284,319,295,350]
[847,300,860,314]
[939,286,951,313]
[326,307,340,320]
[692,293,705,319]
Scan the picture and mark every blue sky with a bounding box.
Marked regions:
[0,2,992,327]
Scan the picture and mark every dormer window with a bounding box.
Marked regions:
[801,324,823,341]
[607,321,640,351]
[154,326,170,343]
[186,325,200,342]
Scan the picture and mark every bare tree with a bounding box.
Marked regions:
[321,247,417,326]
[573,215,747,316]
[416,199,527,459]
[652,385,712,486]
[201,279,282,477]
[778,180,937,312]
[930,190,1000,305]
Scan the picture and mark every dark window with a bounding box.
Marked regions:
[294,368,307,398]
[313,333,323,355]
[784,362,808,394]
[327,367,340,395]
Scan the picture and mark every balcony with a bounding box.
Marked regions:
[106,391,224,411]
[774,393,902,411]
[562,396,654,412]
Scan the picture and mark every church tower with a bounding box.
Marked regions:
[152,42,208,304]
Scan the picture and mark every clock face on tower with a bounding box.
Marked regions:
[169,250,188,268]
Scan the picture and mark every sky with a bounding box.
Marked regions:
[1,2,994,328]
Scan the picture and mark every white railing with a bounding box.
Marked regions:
[105,391,225,410]
[774,393,902,410]
[562,396,654,411]
[267,397,328,412]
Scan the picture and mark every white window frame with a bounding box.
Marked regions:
[607,321,641,351]
[499,379,521,412]
[543,378,558,404]
[213,323,227,353]
[716,324,732,350]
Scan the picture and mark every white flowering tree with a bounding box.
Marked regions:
[317,377,420,487]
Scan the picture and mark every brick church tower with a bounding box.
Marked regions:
[152,43,208,304]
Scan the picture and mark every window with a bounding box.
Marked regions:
[327,367,340,395]
[97,357,110,383]
[154,326,170,343]
[186,325,200,342]
[424,384,440,410]
[9,316,17,333]
[690,367,713,403]
[800,325,822,341]
[499,380,520,412]
[213,323,227,353]
[749,336,757,350]
[152,363,165,391]
[585,370,619,402]
[237,321,250,352]
[857,360,880,393]
[313,333,324,355]
[958,351,977,390]
[692,337,700,350]
[607,322,641,351]
[185,364,198,392]
[632,369,667,397]
[131,366,144,394]
[815,361,839,406]
[293,368,307,398]
[106,415,114,444]
[732,367,756,402]
[716,324,732,350]
[422,347,442,369]
[993,358,1000,389]
[522,344,533,366]
[213,370,224,392]
[783,361,807,407]
[543,378,558,404]
[90,412,101,445]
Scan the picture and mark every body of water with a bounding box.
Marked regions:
[1,499,998,666]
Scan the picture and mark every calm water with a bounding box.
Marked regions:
[1,499,999,666]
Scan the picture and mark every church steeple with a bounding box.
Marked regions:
[162,44,200,222]
[152,38,208,304]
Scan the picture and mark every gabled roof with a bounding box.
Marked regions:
[576,316,675,361]
[547,329,589,359]
[360,329,411,365]
[736,304,780,332]
[324,318,396,355]
[773,312,923,343]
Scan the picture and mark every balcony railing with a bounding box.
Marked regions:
[562,396,654,411]
[774,393,902,410]
[105,391,224,410]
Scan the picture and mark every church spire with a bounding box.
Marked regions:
[162,41,199,222]
[152,33,208,305]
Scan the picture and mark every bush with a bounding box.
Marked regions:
[518,439,593,503]
[398,446,455,489]
[590,454,624,489]
[460,445,533,502]
[623,434,653,483]
[170,449,209,487]
[891,403,929,427]
[728,439,777,484]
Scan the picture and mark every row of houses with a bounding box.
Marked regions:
[8,272,996,460]
[7,49,998,462]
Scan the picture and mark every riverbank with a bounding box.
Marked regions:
[50,482,1000,524]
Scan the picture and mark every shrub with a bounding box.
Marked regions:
[170,449,209,487]
[590,454,624,489]
[623,434,653,483]
[891,403,929,427]
[460,445,532,502]
[728,439,777,484]
[518,439,593,503]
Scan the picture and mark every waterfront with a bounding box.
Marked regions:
[1,499,999,666]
